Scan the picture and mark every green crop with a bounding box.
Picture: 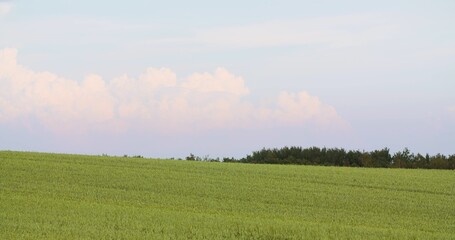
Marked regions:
[1,151,454,239]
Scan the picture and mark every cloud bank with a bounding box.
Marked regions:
[0,2,11,16]
[447,106,455,120]
[0,48,345,134]
[141,13,397,51]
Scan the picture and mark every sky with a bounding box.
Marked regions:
[0,0,454,158]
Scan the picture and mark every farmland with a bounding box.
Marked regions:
[1,151,454,239]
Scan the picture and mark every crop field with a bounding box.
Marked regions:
[0,151,454,239]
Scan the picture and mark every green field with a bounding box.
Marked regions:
[1,151,454,239]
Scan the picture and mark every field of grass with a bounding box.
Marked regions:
[1,151,454,239]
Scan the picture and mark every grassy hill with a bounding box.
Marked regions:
[1,151,454,239]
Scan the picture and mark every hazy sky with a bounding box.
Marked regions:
[1,0,454,158]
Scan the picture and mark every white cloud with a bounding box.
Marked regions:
[0,48,116,133]
[0,2,11,16]
[0,48,346,134]
[109,13,399,55]
[447,106,455,119]
[275,91,340,125]
[182,68,249,96]
[191,14,397,49]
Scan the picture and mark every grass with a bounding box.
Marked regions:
[1,151,454,239]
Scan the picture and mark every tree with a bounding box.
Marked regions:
[186,153,196,161]
[370,148,392,168]
[392,148,413,168]
[346,150,362,167]
[429,154,449,169]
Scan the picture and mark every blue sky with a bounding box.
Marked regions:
[0,0,454,158]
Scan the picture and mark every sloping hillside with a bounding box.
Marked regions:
[1,151,454,239]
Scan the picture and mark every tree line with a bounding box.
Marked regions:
[194,147,455,170]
